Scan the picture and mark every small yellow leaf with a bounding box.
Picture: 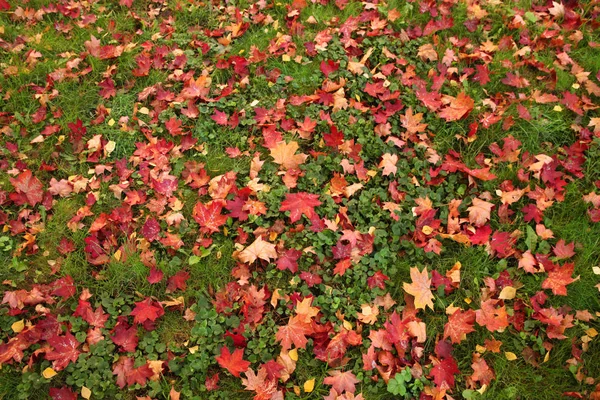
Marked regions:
[592,266,600,275]
[543,350,550,363]
[475,345,486,354]
[282,54,291,62]
[139,107,150,115]
[81,386,92,399]
[464,297,472,304]
[188,346,199,354]
[499,286,516,300]
[42,367,57,379]
[421,225,433,235]
[105,140,116,156]
[11,320,25,333]
[288,348,298,361]
[505,351,517,361]
[586,328,598,338]
[293,386,301,395]
[304,378,315,393]
[553,105,563,112]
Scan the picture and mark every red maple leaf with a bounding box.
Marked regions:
[111,319,139,352]
[542,263,575,296]
[553,240,575,260]
[469,353,495,386]
[443,309,476,344]
[276,248,302,273]
[323,370,359,394]
[49,387,77,400]
[279,192,322,223]
[127,362,154,386]
[215,347,251,377]
[193,201,228,234]
[320,60,340,77]
[165,117,183,136]
[113,356,134,388]
[130,298,164,324]
[166,270,190,293]
[9,170,44,206]
[430,356,460,389]
[211,110,229,125]
[45,332,81,371]
[141,218,161,242]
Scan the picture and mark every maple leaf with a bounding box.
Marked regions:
[215,347,250,377]
[193,201,228,234]
[127,362,154,387]
[324,370,359,394]
[400,107,428,134]
[320,60,340,77]
[430,356,460,389]
[276,248,302,273]
[9,170,44,206]
[280,192,322,223]
[111,319,139,352]
[211,110,229,125]
[542,263,575,295]
[166,270,190,293]
[295,297,319,323]
[275,315,310,350]
[49,387,77,400]
[45,332,81,371]
[553,239,575,260]
[141,218,161,242]
[379,153,398,176]
[469,353,495,386]
[403,267,434,310]
[438,92,474,122]
[467,198,494,227]
[444,309,476,344]
[238,236,277,264]
[476,299,509,332]
[130,298,164,324]
[270,141,308,170]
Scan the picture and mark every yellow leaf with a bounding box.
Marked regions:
[403,267,434,310]
[42,367,57,379]
[304,378,315,393]
[498,286,516,300]
[421,225,433,235]
[505,352,517,361]
[81,386,92,399]
[11,320,24,333]
[288,348,298,361]
[293,386,301,395]
[543,350,550,363]
[586,328,598,338]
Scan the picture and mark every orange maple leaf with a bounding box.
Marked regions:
[403,267,434,310]
[467,198,494,227]
[238,236,277,264]
[438,92,474,122]
[270,141,308,170]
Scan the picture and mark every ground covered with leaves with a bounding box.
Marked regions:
[1,0,600,399]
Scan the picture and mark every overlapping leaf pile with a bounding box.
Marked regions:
[1,0,600,399]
